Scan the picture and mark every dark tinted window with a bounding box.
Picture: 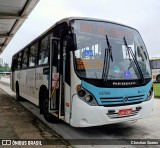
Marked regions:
[29,43,38,67]
[17,52,22,69]
[38,34,51,65]
[150,60,160,69]
[22,48,28,68]
[11,56,18,71]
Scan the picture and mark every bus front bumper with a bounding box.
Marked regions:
[70,95,154,127]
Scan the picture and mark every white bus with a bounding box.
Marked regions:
[150,58,160,82]
[11,17,154,127]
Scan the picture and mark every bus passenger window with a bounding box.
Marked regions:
[22,48,28,68]
[11,56,18,71]
[156,61,160,69]
[38,35,49,65]
[29,43,38,67]
[38,50,49,65]
[17,52,22,69]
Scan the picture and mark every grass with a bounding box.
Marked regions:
[153,83,160,98]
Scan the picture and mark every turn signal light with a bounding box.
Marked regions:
[76,84,81,91]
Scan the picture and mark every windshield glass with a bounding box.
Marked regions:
[71,20,151,80]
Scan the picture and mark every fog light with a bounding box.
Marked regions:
[78,89,86,98]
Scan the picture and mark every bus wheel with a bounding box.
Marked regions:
[16,84,21,101]
[41,91,59,123]
[156,75,160,83]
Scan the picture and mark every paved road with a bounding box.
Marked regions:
[0,77,160,148]
[0,78,68,147]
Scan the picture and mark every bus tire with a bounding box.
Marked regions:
[41,90,59,123]
[16,83,21,101]
[156,75,160,83]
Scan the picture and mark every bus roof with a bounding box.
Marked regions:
[54,17,136,30]
[12,17,138,57]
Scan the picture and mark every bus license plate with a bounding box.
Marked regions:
[118,109,133,116]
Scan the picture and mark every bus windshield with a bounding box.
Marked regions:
[71,20,151,80]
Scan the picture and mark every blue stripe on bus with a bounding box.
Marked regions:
[81,80,152,106]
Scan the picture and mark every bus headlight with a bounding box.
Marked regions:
[77,85,98,106]
[85,95,93,102]
[146,87,153,101]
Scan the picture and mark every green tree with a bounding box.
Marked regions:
[0,63,11,72]
[3,63,11,72]
[0,65,4,72]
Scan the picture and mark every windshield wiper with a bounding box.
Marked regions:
[102,35,113,82]
[123,36,145,83]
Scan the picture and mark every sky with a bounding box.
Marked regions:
[0,0,160,65]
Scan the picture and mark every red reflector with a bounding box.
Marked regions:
[66,102,70,107]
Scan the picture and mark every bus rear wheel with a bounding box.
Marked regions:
[41,91,59,123]
[156,75,160,83]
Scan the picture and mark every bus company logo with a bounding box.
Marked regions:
[123,97,128,103]
[113,82,136,86]
[2,140,11,145]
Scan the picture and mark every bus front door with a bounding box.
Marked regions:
[49,37,60,116]
[49,35,71,122]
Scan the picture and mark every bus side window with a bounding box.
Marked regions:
[11,57,18,71]
[152,60,157,69]
[29,43,38,67]
[38,35,49,65]
[17,52,22,69]
[52,40,58,66]
[156,60,160,69]
[149,60,153,69]
[22,48,28,68]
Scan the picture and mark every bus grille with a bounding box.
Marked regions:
[107,109,139,119]
[100,95,145,106]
